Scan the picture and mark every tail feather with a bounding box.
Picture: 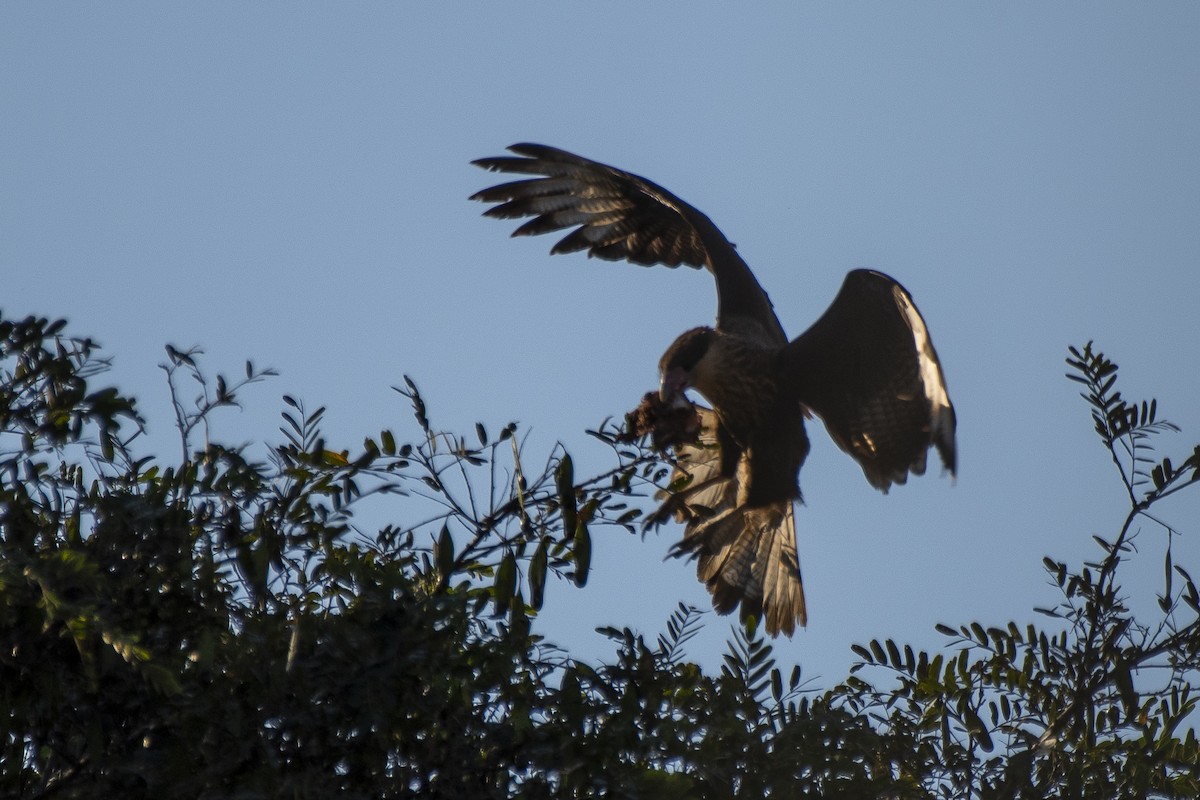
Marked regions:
[663,407,807,636]
[689,502,806,636]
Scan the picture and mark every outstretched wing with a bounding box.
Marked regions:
[472,143,784,341]
[783,269,956,491]
[659,407,807,635]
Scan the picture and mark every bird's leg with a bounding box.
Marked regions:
[643,473,728,530]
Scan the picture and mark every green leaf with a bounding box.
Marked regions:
[529,536,548,610]
[140,662,183,696]
[961,706,994,752]
[557,453,577,539]
[1114,656,1138,714]
[436,524,454,580]
[494,552,517,614]
[885,638,902,669]
[573,521,591,588]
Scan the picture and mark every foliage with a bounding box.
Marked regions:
[2,315,1199,799]
[844,341,1200,798]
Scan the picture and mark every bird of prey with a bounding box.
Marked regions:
[471,143,956,636]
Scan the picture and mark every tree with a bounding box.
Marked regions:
[1,313,1198,798]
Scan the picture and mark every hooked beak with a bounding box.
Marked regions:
[659,367,692,407]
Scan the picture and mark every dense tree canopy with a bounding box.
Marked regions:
[1,313,1198,798]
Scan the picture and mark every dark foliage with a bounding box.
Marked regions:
[1,317,1197,798]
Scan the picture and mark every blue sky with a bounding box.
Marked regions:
[3,3,1198,683]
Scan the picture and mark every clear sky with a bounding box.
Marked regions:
[3,3,1198,684]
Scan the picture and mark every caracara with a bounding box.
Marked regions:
[471,144,956,636]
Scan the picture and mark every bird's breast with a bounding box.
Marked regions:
[693,336,781,442]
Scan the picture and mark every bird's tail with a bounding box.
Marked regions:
[670,501,806,636]
[662,407,807,636]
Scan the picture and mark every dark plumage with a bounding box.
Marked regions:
[472,143,956,636]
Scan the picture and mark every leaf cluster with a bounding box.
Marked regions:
[839,342,1200,798]
[0,315,909,798]
[3,316,1199,799]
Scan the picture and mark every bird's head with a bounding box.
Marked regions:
[659,327,716,405]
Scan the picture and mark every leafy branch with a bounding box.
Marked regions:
[840,342,1200,798]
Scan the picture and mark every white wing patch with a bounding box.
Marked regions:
[893,285,956,478]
